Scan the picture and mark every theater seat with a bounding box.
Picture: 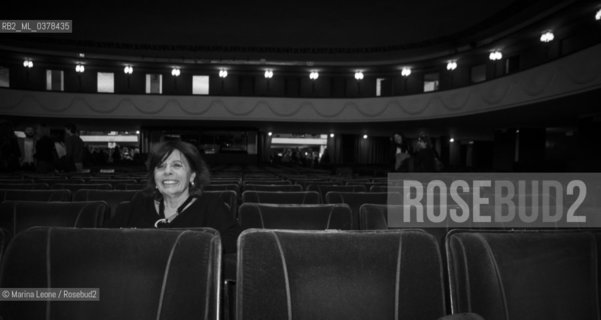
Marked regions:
[325,192,403,229]
[204,184,241,194]
[0,201,109,236]
[359,203,451,243]
[52,183,113,192]
[242,191,321,204]
[0,189,72,201]
[203,190,238,219]
[446,230,599,320]
[0,227,221,320]
[73,189,138,222]
[238,203,352,230]
[237,229,448,320]
[243,184,303,192]
[0,183,49,189]
[308,184,367,200]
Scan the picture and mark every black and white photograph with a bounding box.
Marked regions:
[1,1,601,319]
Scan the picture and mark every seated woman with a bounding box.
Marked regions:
[110,140,241,253]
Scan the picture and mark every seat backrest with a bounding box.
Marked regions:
[52,183,113,192]
[204,184,241,194]
[243,184,303,192]
[243,179,290,186]
[359,203,451,248]
[242,191,321,204]
[202,190,238,219]
[446,230,600,320]
[315,184,367,199]
[0,201,109,235]
[110,201,132,227]
[239,203,352,230]
[0,183,49,189]
[73,189,138,221]
[0,227,221,320]
[325,192,402,229]
[0,189,72,201]
[114,182,147,190]
[237,229,446,320]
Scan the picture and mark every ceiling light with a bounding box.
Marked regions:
[354,71,364,80]
[446,60,457,71]
[309,71,319,80]
[489,50,503,61]
[124,65,133,74]
[23,59,33,68]
[329,133,335,138]
[219,69,228,78]
[171,68,181,77]
[449,138,455,143]
[268,131,272,136]
[75,64,85,73]
[264,69,273,79]
[401,67,411,77]
[596,8,601,20]
[363,134,368,139]
[136,130,140,135]
[540,31,554,43]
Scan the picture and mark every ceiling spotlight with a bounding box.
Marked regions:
[354,71,364,80]
[309,71,319,80]
[540,31,554,43]
[363,134,368,139]
[596,8,601,20]
[264,69,274,79]
[23,59,33,68]
[124,65,133,74]
[489,50,503,61]
[401,67,411,77]
[446,60,457,71]
[329,133,335,138]
[219,69,228,78]
[171,68,181,77]
[75,64,85,73]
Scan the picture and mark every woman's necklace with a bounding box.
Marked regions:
[154,196,196,228]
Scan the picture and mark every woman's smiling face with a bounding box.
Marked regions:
[154,149,196,199]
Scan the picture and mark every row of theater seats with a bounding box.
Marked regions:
[0,197,380,238]
[1,227,597,320]
[2,188,585,236]
[0,187,397,227]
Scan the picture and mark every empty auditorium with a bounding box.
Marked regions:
[1,1,601,319]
